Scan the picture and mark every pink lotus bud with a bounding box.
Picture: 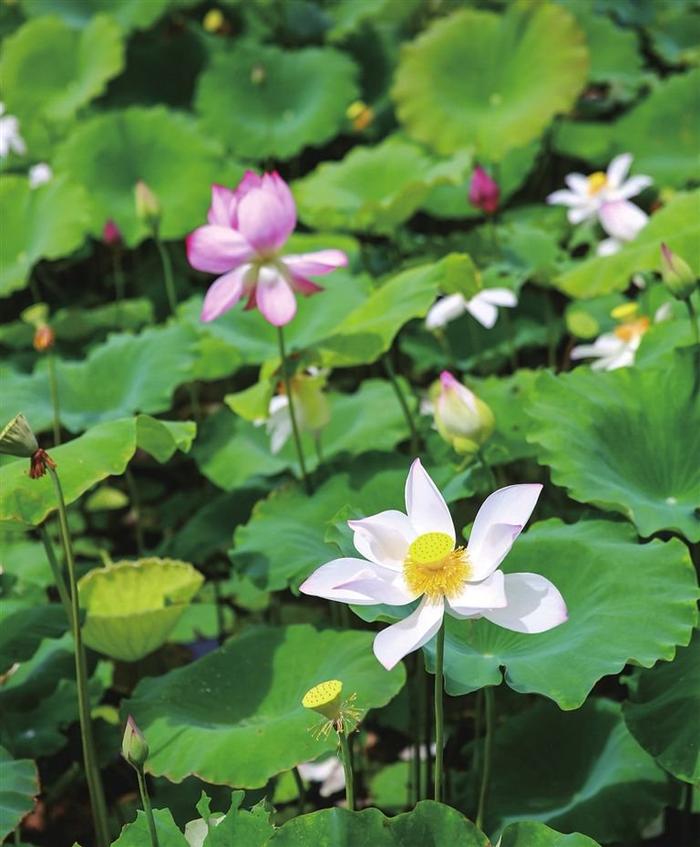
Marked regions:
[468,165,500,215]
[660,243,696,301]
[434,371,495,455]
[103,219,122,247]
[122,715,149,769]
[134,181,161,231]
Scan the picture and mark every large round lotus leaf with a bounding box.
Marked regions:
[623,628,700,784]
[526,351,700,540]
[0,14,123,140]
[268,800,487,846]
[391,3,588,160]
[78,558,203,662]
[20,0,171,31]
[111,809,188,847]
[423,519,699,709]
[124,624,405,787]
[54,106,243,246]
[293,137,465,233]
[0,746,38,841]
[500,822,600,847]
[483,698,670,843]
[0,176,90,298]
[195,43,358,160]
[556,191,700,297]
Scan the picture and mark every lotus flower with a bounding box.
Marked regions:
[426,288,517,330]
[28,163,52,189]
[187,172,347,326]
[0,102,26,158]
[261,369,330,454]
[300,459,567,670]
[298,757,346,797]
[468,165,500,215]
[433,371,494,455]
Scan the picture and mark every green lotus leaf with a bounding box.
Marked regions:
[1,324,198,433]
[20,0,172,32]
[0,14,123,144]
[54,106,243,246]
[423,519,699,709]
[78,557,203,662]
[0,746,38,841]
[124,624,405,787]
[499,821,600,847]
[482,698,669,843]
[269,800,487,846]
[623,628,700,784]
[648,12,700,66]
[556,191,700,297]
[473,369,540,465]
[195,379,410,490]
[111,808,188,847]
[526,352,700,539]
[195,42,358,160]
[0,175,90,298]
[293,137,465,233]
[392,3,588,159]
[193,791,274,846]
[0,601,67,674]
[134,417,196,464]
[325,0,423,42]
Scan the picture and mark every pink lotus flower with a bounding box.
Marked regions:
[468,165,500,215]
[187,172,348,326]
[103,219,122,247]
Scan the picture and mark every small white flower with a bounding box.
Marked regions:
[0,102,26,159]
[298,756,346,797]
[256,368,330,454]
[571,313,650,371]
[426,288,517,331]
[28,163,53,189]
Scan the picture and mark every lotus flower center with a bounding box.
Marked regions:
[587,172,607,195]
[614,316,650,343]
[404,532,470,600]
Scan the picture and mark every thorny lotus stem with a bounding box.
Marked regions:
[47,353,61,446]
[291,765,306,816]
[433,622,445,802]
[47,466,111,847]
[154,234,178,316]
[276,325,311,495]
[39,524,71,622]
[383,355,419,455]
[136,768,160,847]
[337,729,355,811]
[476,685,495,830]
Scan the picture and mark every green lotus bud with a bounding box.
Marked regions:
[122,715,149,769]
[660,243,697,301]
[134,180,161,231]
[0,413,39,459]
[294,372,330,433]
[433,371,494,456]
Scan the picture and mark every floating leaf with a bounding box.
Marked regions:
[392,3,588,159]
[483,698,669,843]
[78,558,203,662]
[125,624,405,787]
[500,821,600,847]
[0,176,90,298]
[425,519,699,709]
[526,351,700,539]
[54,106,243,246]
[623,628,700,784]
[0,746,38,841]
[20,0,172,32]
[195,43,358,160]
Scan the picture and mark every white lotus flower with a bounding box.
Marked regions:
[300,459,567,670]
[256,368,330,454]
[28,162,52,188]
[0,102,26,159]
[547,153,651,249]
[298,756,345,797]
[426,288,517,331]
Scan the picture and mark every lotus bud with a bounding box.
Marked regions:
[293,372,330,434]
[0,413,38,459]
[434,371,495,455]
[203,8,225,32]
[468,165,500,215]
[103,219,122,247]
[33,324,55,352]
[122,715,149,769]
[346,100,374,132]
[660,243,696,301]
[134,181,161,232]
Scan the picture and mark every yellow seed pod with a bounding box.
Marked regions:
[610,302,639,321]
[302,680,344,721]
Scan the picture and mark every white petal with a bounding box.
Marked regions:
[599,200,648,241]
[404,459,454,539]
[466,296,498,328]
[347,509,414,569]
[606,153,632,189]
[596,237,623,257]
[480,288,518,307]
[319,761,346,796]
[467,485,542,580]
[546,189,581,207]
[482,573,567,634]
[564,173,589,196]
[447,570,507,618]
[373,596,445,670]
[298,757,338,784]
[611,175,652,201]
[568,204,597,224]
[571,333,624,360]
[425,294,467,330]
[299,558,407,605]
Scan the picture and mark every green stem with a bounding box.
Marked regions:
[410,654,421,806]
[313,432,324,467]
[112,251,126,329]
[544,291,557,369]
[276,325,311,494]
[499,307,519,372]
[136,768,159,847]
[47,467,110,847]
[47,353,61,446]
[477,447,498,491]
[125,468,145,555]
[433,623,445,802]
[154,235,178,316]
[475,686,495,831]
[291,766,306,816]
[383,355,419,454]
[338,731,355,811]
[686,299,699,345]
[39,525,71,621]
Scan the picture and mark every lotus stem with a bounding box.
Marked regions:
[338,729,355,811]
[433,622,445,802]
[292,766,305,816]
[383,355,419,455]
[136,768,160,847]
[47,353,61,446]
[476,685,495,830]
[112,251,126,329]
[477,447,498,491]
[686,299,699,346]
[154,235,178,316]
[39,524,71,622]
[276,325,311,494]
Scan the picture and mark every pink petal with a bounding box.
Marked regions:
[255,266,297,326]
[290,277,324,296]
[446,570,507,618]
[236,175,296,253]
[265,172,297,231]
[200,265,250,322]
[373,596,445,670]
[299,558,403,605]
[186,225,253,274]
[467,485,542,579]
[234,170,263,201]
[482,573,567,634]
[599,200,648,241]
[404,458,454,539]
[208,184,237,226]
[347,509,415,569]
[282,249,348,277]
